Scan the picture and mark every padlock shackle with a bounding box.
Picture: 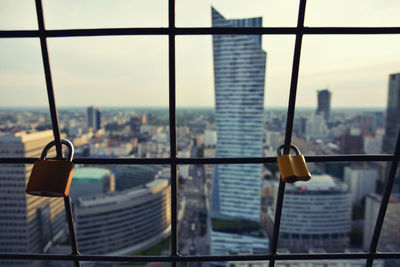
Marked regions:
[277,144,301,156]
[40,138,74,162]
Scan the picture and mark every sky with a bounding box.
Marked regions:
[1,0,400,108]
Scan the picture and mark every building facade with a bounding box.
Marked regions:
[75,179,171,255]
[0,131,65,266]
[211,6,266,223]
[210,7,268,257]
[274,174,352,252]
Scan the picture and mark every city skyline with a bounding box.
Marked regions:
[2,1,400,108]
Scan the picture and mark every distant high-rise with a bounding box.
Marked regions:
[382,73,400,154]
[0,131,65,266]
[210,7,268,256]
[316,89,331,121]
[87,106,101,131]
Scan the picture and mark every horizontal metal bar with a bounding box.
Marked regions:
[0,252,399,262]
[2,27,400,38]
[0,154,396,165]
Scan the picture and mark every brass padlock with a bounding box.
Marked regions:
[277,144,311,183]
[26,138,75,197]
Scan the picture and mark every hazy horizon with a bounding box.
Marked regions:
[1,0,400,108]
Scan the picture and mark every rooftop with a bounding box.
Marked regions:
[287,173,347,193]
[77,179,168,208]
[72,167,112,185]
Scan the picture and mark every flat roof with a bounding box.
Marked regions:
[291,173,340,192]
[72,167,112,185]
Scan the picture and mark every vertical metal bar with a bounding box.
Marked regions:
[169,0,178,266]
[35,1,81,266]
[34,0,62,157]
[64,197,81,267]
[366,130,400,267]
[268,1,307,266]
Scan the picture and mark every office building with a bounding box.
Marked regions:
[274,174,352,252]
[75,179,171,255]
[210,7,268,256]
[316,89,331,122]
[86,106,101,131]
[0,131,65,266]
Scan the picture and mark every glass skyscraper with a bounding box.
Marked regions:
[210,7,268,256]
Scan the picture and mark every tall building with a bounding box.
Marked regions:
[0,131,65,266]
[383,73,400,154]
[273,174,352,252]
[316,89,331,122]
[382,73,400,193]
[86,106,101,131]
[210,7,268,256]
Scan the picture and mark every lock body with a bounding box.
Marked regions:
[26,139,75,197]
[26,160,75,197]
[277,144,311,183]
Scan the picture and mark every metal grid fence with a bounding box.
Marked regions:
[1,0,400,266]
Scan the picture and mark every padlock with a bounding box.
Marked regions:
[26,138,75,197]
[277,144,311,183]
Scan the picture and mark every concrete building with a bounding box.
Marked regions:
[273,174,352,252]
[210,7,268,257]
[316,89,331,122]
[75,179,171,255]
[0,131,65,266]
[363,193,400,251]
[344,165,378,204]
[69,167,115,203]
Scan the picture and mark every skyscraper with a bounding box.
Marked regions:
[0,130,65,266]
[382,73,400,154]
[316,89,331,122]
[87,106,101,131]
[381,73,400,193]
[210,7,268,256]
